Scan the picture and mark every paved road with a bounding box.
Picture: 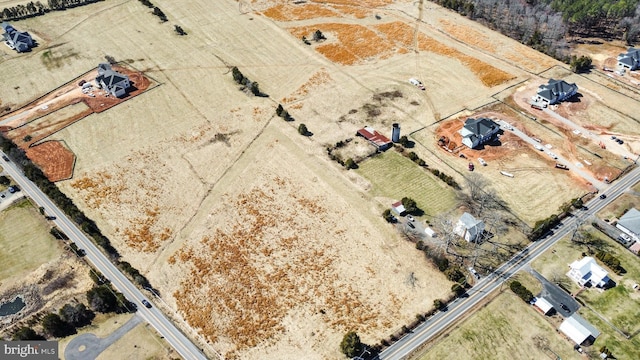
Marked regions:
[0,153,208,360]
[527,267,579,317]
[65,314,142,360]
[378,165,640,360]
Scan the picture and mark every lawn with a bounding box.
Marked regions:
[632,180,640,193]
[415,292,582,360]
[597,192,640,221]
[356,150,458,219]
[0,199,61,283]
[532,227,640,358]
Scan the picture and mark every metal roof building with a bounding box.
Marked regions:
[559,313,600,345]
[356,126,392,151]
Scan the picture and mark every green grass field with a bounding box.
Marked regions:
[0,199,61,283]
[356,150,458,219]
[416,292,582,360]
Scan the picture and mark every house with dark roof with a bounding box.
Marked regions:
[95,63,131,98]
[617,208,640,242]
[356,126,392,151]
[458,117,499,149]
[534,79,578,105]
[1,22,34,53]
[454,212,485,242]
[617,48,640,70]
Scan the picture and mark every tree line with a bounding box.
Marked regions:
[0,134,155,293]
[0,0,102,22]
[429,0,640,62]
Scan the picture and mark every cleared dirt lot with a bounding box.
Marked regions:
[2,0,638,358]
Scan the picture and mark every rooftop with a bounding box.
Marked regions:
[618,208,640,235]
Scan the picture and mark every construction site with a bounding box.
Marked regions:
[0,64,153,181]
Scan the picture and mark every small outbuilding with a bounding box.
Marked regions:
[95,63,131,98]
[458,117,500,149]
[533,297,554,315]
[617,48,640,70]
[628,241,640,255]
[454,212,485,242]
[559,313,600,346]
[534,79,578,105]
[356,126,392,151]
[1,22,34,52]
[391,201,406,216]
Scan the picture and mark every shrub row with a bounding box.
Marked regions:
[509,281,533,303]
[395,145,461,190]
[595,251,624,275]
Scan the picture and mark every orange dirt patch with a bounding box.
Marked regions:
[331,4,371,18]
[417,33,514,87]
[310,0,392,5]
[373,21,414,48]
[439,19,496,52]
[289,23,396,65]
[281,68,333,103]
[26,141,75,182]
[262,3,340,21]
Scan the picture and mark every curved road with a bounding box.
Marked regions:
[0,152,208,360]
[379,165,640,360]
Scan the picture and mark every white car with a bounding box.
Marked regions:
[534,144,544,151]
[407,215,415,222]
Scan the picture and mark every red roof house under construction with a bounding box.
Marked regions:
[357,126,392,150]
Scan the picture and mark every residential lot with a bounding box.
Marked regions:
[532,228,640,358]
[56,313,175,360]
[413,291,582,360]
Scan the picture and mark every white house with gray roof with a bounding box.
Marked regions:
[458,117,500,149]
[1,22,34,53]
[95,63,131,98]
[617,48,640,70]
[567,257,609,288]
[559,313,600,345]
[454,212,485,242]
[534,79,578,105]
[617,208,640,242]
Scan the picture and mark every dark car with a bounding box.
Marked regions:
[45,216,56,221]
[8,185,20,193]
[407,222,415,229]
[617,139,624,144]
[141,299,152,308]
[2,155,9,162]
[560,303,570,312]
[600,194,607,199]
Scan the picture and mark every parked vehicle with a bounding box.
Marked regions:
[478,158,487,166]
[407,215,415,222]
[408,78,425,90]
[555,163,569,170]
[407,222,415,229]
[616,139,624,144]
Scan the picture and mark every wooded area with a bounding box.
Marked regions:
[431,0,640,61]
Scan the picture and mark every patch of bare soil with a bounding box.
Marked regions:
[25,141,76,182]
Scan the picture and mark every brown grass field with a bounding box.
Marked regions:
[1,0,639,358]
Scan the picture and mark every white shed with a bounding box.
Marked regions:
[424,227,436,237]
[534,297,554,315]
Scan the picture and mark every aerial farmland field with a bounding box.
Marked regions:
[2,0,640,358]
